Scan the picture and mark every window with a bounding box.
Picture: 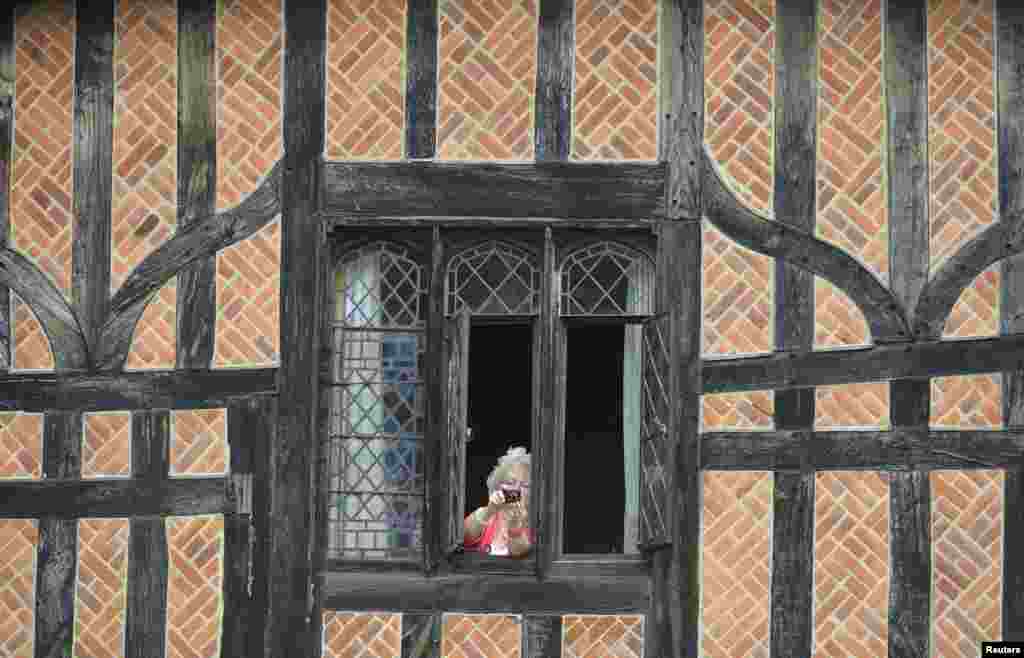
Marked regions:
[323,230,662,571]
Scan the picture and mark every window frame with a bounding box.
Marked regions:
[321,225,657,580]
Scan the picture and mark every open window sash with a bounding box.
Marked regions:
[442,309,471,557]
[639,313,671,550]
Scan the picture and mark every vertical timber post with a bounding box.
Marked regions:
[269,0,326,655]
[405,0,437,160]
[0,4,12,371]
[886,1,931,656]
[653,1,703,657]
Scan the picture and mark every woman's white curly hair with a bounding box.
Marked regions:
[486,446,531,493]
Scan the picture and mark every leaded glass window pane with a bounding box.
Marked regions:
[328,242,427,561]
[560,241,655,315]
[447,241,540,315]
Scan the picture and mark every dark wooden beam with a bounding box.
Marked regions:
[534,0,572,161]
[33,412,80,658]
[321,573,649,614]
[176,0,217,368]
[125,411,169,658]
[649,0,703,655]
[271,0,325,655]
[425,227,443,573]
[0,367,277,411]
[0,5,12,371]
[885,2,931,655]
[0,477,230,518]
[701,333,1024,394]
[400,613,440,658]
[222,396,273,658]
[999,0,1024,639]
[536,229,557,577]
[71,0,114,354]
[100,160,281,370]
[702,428,1024,470]
[320,161,667,220]
[769,2,816,655]
[523,615,562,658]
[405,0,437,159]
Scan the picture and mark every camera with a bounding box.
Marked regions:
[502,489,521,504]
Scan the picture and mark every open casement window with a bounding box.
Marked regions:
[639,313,671,550]
[443,308,470,557]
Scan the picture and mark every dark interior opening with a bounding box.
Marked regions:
[465,323,534,517]
[564,324,626,554]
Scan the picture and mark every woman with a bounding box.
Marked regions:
[463,446,532,557]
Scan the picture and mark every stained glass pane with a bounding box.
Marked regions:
[447,242,540,315]
[329,243,427,561]
[561,242,654,315]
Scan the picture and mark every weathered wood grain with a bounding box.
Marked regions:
[321,161,667,220]
[535,0,572,161]
[71,0,114,352]
[322,572,649,613]
[536,228,557,576]
[0,477,230,518]
[401,613,440,658]
[703,148,910,344]
[177,0,218,368]
[770,471,814,657]
[661,0,703,220]
[889,471,931,658]
[100,160,281,370]
[0,5,12,370]
[269,0,325,655]
[405,0,437,159]
[523,615,561,658]
[702,428,1024,470]
[33,413,81,658]
[425,228,444,573]
[0,367,276,411]
[999,0,1024,638]
[126,410,169,658]
[701,332,1024,394]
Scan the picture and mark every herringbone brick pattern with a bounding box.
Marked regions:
[813,472,889,658]
[943,264,1000,339]
[701,472,771,658]
[562,615,644,658]
[702,221,772,356]
[442,614,521,658]
[213,217,280,368]
[322,612,402,658]
[74,519,129,658]
[170,409,227,476]
[12,291,55,372]
[705,0,774,215]
[217,0,282,210]
[815,278,870,348]
[930,374,1002,429]
[325,0,405,160]
[928,0,996,272]
[166,515,224,658]
[700,391,773,432]
[125,281,177,370]
[11,0,75,298]
[815,382,890,430]
[0,412,42,479]
[931,470,1003,657]
[573,0,658,161]
[112,0,177,371]
[816,0,887,283]
[83,412,132,478]
[0,520,37,658]
[437,0,536,160]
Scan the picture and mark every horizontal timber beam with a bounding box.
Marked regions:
[0,368,277,411]
[701,333,1024,393]
[702,430,1024,470]
[0,476,231,518]
[321,572,649,614]
[320,160,667,221]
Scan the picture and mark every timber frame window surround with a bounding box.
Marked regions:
[321,227,663,578]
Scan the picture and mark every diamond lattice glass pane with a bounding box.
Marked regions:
[331,493,423,561]
[447,242,539,315]
[338,242,425,329]
[561,242,654,315]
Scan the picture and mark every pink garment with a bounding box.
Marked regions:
[464,513,533,556]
